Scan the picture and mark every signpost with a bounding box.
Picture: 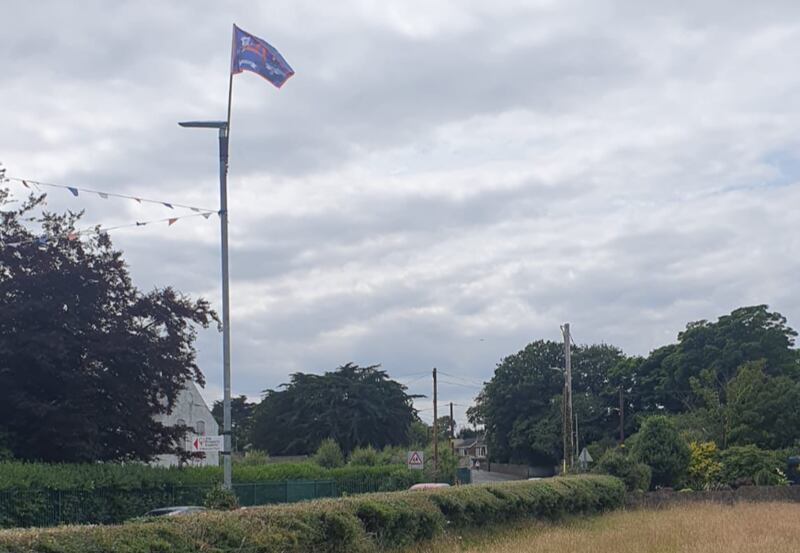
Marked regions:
[191,436,225,452]
[407,450,424,470]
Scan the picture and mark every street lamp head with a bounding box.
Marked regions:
[178,120,227,129]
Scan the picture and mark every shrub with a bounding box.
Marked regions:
[592,449,652,491]
[204,486,240,510]
[314,439,345,469]
[0,476,625,552]
[348,446,379,467]
[718,445,788,487]
[630,416,690,489]
[686,441,722,490]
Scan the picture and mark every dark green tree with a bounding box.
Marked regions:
[250,363,419,455]
[212,395,256,452]
[638,306,799,411]
[630,415,690,488]
[0,189,216,462]
[470,340,625,465]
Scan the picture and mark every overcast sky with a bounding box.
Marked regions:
[3,1,800,429]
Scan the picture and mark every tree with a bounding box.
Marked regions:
[0,189,216,462]
[638,306,799,412]
[630,416,690,489]
[212,395,256,452]
[250,363,419,455]
[313,438,344,468]
[471,340,625,465]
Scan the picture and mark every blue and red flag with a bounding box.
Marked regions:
[231,25,294,88]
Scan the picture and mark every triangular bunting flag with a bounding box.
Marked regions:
[190,207,199,212]
[168,218,178,226]
[98,192,109,199]
[22,180,30,188]
[67,187,79,197]
[162,202,174,209]
[202,212,212,219]
[134,197,142,203]
[136,221,147,227]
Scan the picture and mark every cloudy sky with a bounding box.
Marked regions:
[3,1,800,429]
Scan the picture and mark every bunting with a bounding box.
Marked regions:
[5,175,216,213]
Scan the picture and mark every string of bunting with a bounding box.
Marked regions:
[1,210,219,248]
[5,176,216,213]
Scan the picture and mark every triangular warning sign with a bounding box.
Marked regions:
[193,438,200,451]
[409,452,423,465]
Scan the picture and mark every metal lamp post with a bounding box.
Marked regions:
[178,119,233,490]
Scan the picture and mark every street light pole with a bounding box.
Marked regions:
[178,119,232,490]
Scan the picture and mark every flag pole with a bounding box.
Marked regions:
[219,38,234,491]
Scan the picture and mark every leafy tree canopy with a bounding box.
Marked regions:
[212,395,256,452]
[0,188,216,462]
[250,363,419,455]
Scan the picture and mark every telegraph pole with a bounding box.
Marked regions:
[449,401,455,454]
[619,387,625,444]
[562,323,573,470]
[432,367,438,474]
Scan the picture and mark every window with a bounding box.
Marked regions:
[176,418,186,427]
[196,420,206,436]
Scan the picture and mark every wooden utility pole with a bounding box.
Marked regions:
[432,367,438,474]
[619,387,625,444]
[449,402,455,439]
[562,323,574,470]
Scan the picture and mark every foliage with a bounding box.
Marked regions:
[313,439,345,469]
[348,446,379,466]
[718,445,789,487]
[211,396,256,452]
[592,449,652,491]
[630,416,690,489]
[422,443,458,483]
[638,305,799,414]
[407,421,430,448]
[0,475,625,552]
[203,486,240,510]
[251,363,419,455]
[686,441,722,490]
[472,340,626,465]
[0,188,216,463]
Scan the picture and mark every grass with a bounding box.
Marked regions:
[403,502,800,553]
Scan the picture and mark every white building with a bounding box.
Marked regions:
[152,380,219,467]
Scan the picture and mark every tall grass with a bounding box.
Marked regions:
[404,502,800,553]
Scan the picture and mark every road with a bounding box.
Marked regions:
[470,469,524,483]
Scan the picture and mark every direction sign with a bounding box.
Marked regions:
[407,450,424,470]
[191,435,224,452]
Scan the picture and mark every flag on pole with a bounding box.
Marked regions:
[231,24,294,88]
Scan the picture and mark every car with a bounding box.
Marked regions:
[409,483,451,491]
[144,506,207,517]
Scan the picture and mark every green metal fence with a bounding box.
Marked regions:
[0,476,415,529]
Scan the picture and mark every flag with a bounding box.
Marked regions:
[67,187,79,197]
[231,24,294,88]
[168,218,178,226]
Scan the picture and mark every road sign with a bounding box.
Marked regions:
[407,450,424,470]
[191,435,224,452]
[578,447,593,467]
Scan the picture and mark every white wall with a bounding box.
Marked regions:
[151,380,219,467]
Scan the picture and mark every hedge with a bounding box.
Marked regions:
[0,462,420,491]
[0,475,624,553]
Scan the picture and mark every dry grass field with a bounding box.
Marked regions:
[404,502,800,553]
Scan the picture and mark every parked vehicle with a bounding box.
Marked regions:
[409,483,451,491]
[144,506,207,517]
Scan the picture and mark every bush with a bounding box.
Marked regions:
[630,416,690,489]
[348,446,379,466]
[204,486,240,510]
[314,439,345,469]
[686,441,722,490]
[718,445,788,487]
[592,449,652,491]
[0,476,624,552]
